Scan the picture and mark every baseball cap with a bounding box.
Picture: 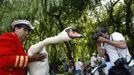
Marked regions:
[92,53,96,56]
[11,20,34,30]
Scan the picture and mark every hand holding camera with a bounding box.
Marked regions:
[97,36,109,43]
[92,27,108,42]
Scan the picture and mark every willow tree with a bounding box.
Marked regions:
[0,0,100,68]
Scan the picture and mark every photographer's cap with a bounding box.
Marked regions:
[11,20,34,30]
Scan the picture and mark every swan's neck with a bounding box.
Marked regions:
[30,31,71,54]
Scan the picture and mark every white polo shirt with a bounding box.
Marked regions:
[75,61,83,70]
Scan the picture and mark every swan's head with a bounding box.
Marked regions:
[64,26,83,38]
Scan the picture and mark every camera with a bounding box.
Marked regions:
[114,58,128,66]
[114,58,134,75]
[92,31,103,42]
[92,27,108,42]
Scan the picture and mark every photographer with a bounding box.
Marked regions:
[94,27,134,75]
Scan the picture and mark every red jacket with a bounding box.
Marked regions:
[0,32,28,75]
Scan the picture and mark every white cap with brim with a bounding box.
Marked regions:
[11,20,34,30]
[92,53,96,56]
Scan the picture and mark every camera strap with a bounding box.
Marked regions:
[110,34,132,64]
[110,34,123,58]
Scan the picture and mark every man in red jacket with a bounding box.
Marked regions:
[0,20,45,75]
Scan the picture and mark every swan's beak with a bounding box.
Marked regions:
[65,27,83,38]
[69,32,83,38]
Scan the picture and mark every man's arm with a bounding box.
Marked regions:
[0,55,28,69]
[0,40,45,69]
[96,42,105,57]
[97,37,127,49]
[0,40,29,69]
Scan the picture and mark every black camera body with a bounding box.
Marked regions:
[92,31,102,42]
[114,58,134,75]
[114,58,128,66]
[114,58,130,71]
[92,27,108,42]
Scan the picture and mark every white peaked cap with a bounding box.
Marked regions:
[11,20,34,30]
[92,53,96,56]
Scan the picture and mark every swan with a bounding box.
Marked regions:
[28,26,83,75]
